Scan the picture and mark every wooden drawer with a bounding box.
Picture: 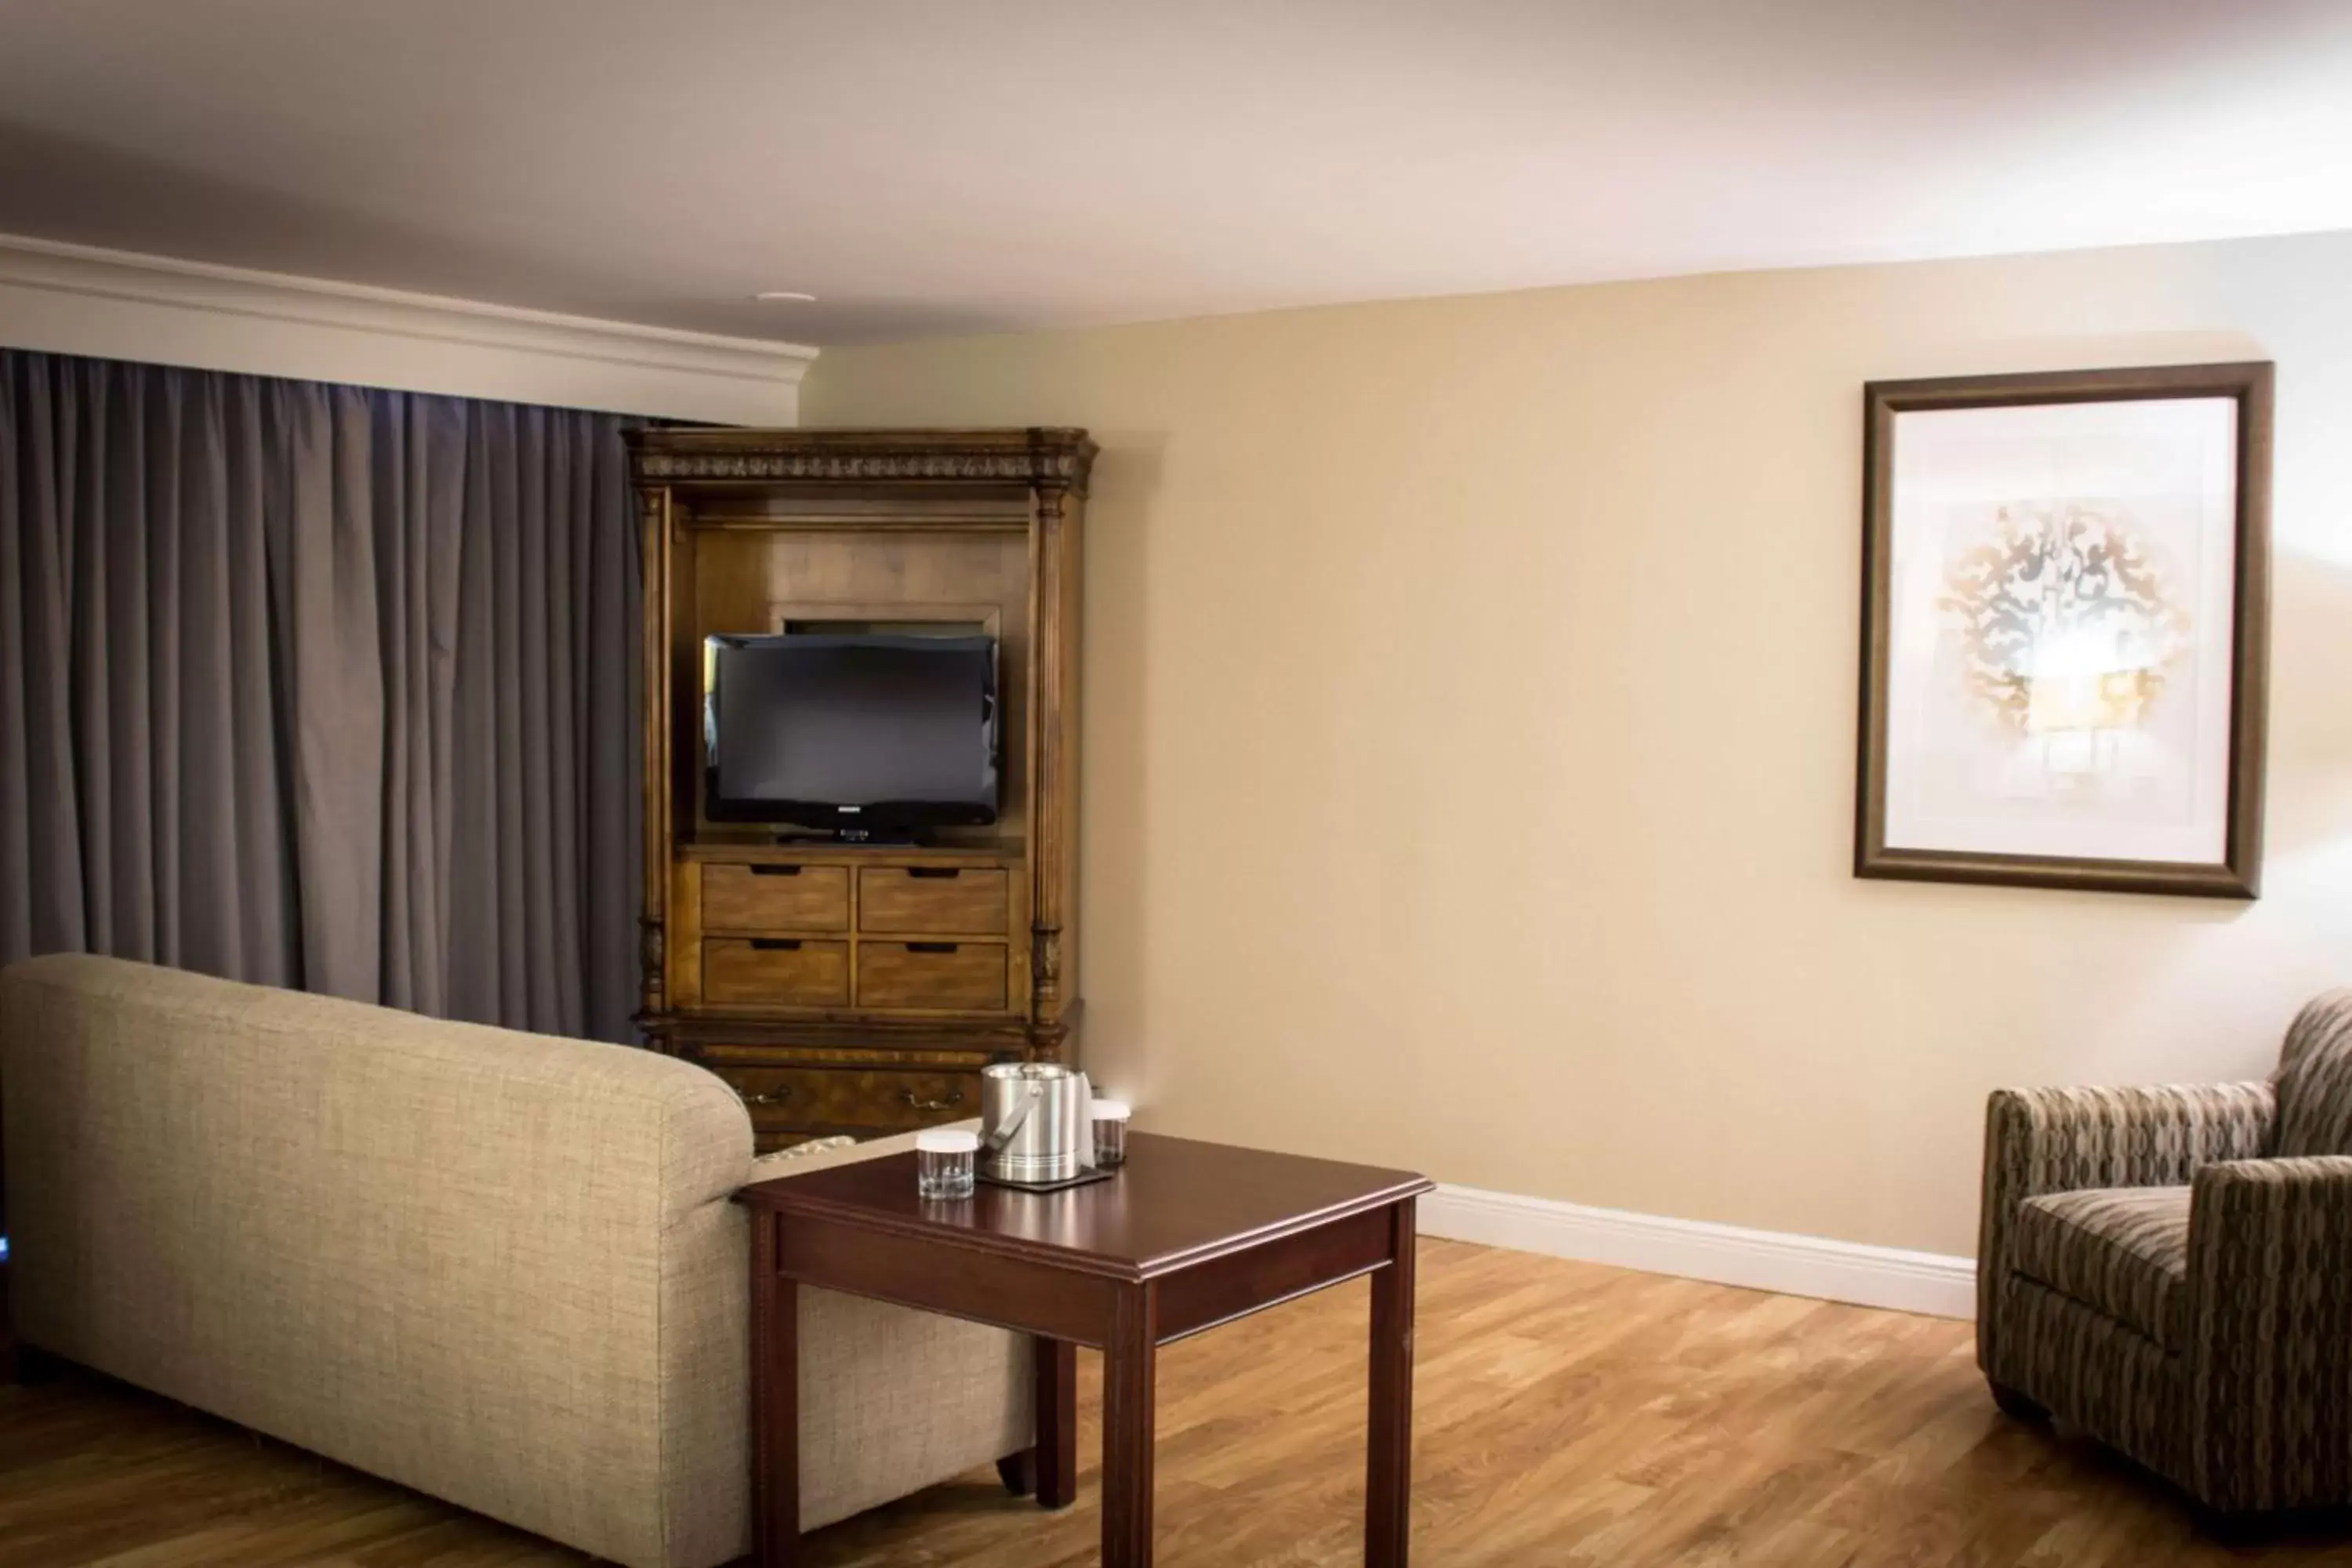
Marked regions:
[702,863,849,932]
[724,1065,982,1137]
[703,938,850,1007]
[858,866,1010,935]
[855,941,1008,1011]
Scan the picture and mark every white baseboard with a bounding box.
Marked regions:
[1419,1183,1976,1319]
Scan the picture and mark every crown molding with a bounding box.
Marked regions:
[0,232,818,424]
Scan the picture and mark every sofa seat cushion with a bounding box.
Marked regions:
[2013,1185,2191,1348]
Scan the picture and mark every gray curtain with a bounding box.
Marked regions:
[0,350,641,1043]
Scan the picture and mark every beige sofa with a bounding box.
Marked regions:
[0,953,1030,1568]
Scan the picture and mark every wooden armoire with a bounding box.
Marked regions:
[626,427,1092,1149]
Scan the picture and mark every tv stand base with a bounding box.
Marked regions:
[771,829,927,848]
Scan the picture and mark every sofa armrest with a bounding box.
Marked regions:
[2183,1156,2352,1512]
[659,1115,1019,1568]
[1978,1082,2273,1370]
[742,1118,982,1186]
[739,1120,1026,1539]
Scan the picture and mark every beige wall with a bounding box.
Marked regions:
[806,233,2352,1258]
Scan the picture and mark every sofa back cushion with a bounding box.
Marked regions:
[2273,989,2352,1157]
[0,953,753,1568]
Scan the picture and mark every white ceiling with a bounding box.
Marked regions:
[2,1,2350,346]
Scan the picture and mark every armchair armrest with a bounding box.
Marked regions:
[2184,1156,2352,1512]
[1979,1082,2273,1370]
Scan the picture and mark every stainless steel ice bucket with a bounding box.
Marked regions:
[978,1062,1085,1185]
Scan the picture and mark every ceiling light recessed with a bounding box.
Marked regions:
[753,290,817,303]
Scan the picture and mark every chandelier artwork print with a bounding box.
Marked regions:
[1856,363,2272,898]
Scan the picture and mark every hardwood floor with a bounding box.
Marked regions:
[3,1238,2348,1566]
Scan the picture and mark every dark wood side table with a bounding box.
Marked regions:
[737,1131,1433,1567]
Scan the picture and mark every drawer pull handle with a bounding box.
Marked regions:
[748,865,804,877]
[749,938,804,952]
[901,1089,966,1112]
[742,1087,793,1106]
[907,867,960,880]
[906,942,959,954]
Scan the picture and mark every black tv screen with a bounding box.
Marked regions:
[704,633,999,834]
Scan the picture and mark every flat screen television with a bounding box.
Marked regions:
[704,632,1000,837]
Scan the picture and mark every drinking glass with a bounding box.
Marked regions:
[1090,1099,1131,1169]
[916,1128,978,1199]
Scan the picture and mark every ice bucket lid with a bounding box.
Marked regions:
[982,1062,1075,1082]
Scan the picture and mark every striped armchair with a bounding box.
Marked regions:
[1978,989,2352,1518]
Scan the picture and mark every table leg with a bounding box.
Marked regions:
[1366,1197,1417,1567]
[1103,1284,1159,1566]
[750,1214,800,1567]
[1034,1335,1079,1509]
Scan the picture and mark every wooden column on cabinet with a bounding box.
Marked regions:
[626,428,1094,1151]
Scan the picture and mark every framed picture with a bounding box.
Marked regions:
[1856,362,2272,898]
